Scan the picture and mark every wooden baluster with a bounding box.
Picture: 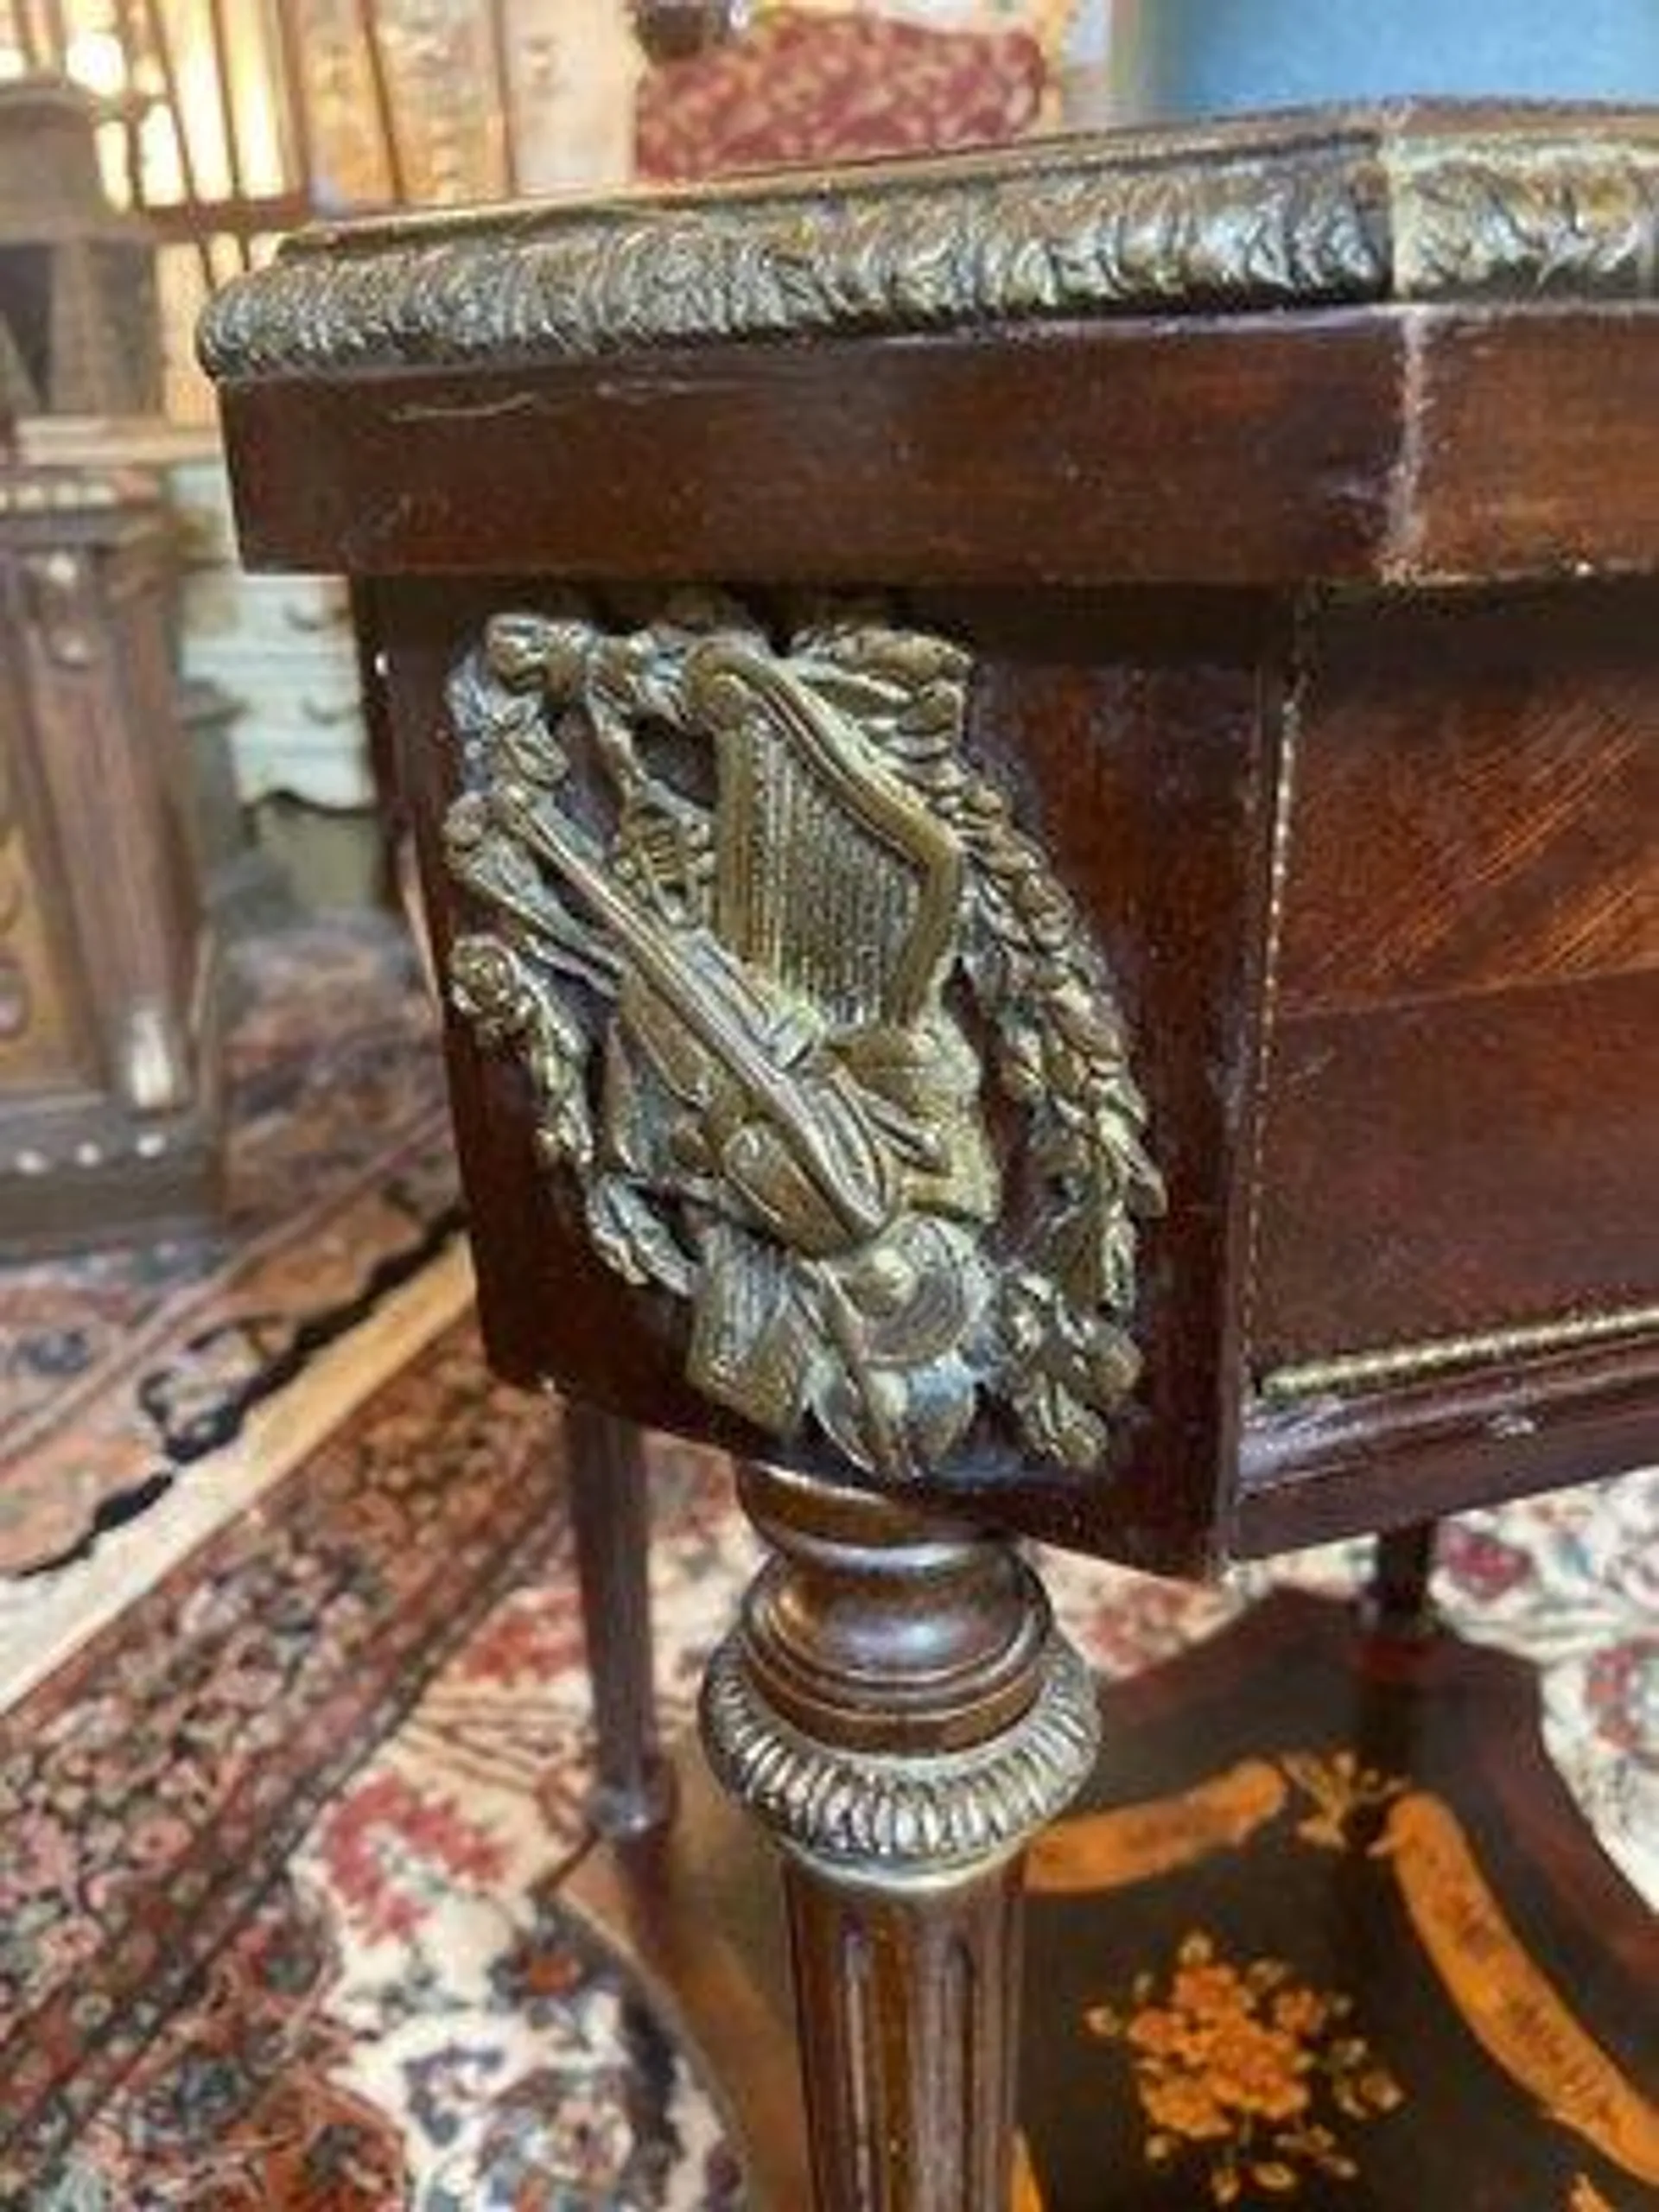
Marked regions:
[272,0,316,214]
[108,0,143,207]
[356,0,407,204]
[485,0,518,199]
[137,0,215,289]
[703,1459,1098,2212]
[11,0,42,70]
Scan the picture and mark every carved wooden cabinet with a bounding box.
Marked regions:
[0,459,222,1251]
[172,450,372,811]
[0,79,160,418]
[203,105,1659,2211]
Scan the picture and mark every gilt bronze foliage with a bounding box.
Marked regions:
[199,112,1659,385]
[443,598,1161,1482]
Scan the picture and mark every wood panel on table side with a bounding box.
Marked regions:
[1252,583,1659,1378]
[942,624,1282,1570]
[1407,305,1659,582]
[213,302,1659,589]
[1243,605,1658,1552]
[1275,588,1659,1017]
[216,312,1402,588]
[381,580,1285,1575]
[1249,970,1658,1369]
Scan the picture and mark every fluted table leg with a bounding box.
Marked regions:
[702,1459,1099,2212]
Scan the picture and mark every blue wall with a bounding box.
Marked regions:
[1113,0,1659,117]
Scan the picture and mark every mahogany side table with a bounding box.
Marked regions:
[201,105,1659,2211]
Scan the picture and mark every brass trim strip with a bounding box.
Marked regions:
[1258,1301,1659,1404]
[1236,641,1304,1372]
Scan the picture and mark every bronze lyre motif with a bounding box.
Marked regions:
[443,598,1162,1482]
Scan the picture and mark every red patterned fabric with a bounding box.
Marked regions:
[636,8,1046,181]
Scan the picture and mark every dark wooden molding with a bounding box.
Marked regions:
[210,302,1659,590]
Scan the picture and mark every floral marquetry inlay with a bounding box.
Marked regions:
[1029,1734,1659,2207]
[442,596,1162,1483]
[1086,1930,1404,2205]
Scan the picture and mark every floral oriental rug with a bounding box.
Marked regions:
[0,918,461,1584]
[0,1312,746,2210]
[0,917,467,1708]
[1,918,1654,2210]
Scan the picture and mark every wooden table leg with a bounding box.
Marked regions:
[563,1402,676,1837]
[1365,1518,1440,1639]
[702,1459,1099,2212]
